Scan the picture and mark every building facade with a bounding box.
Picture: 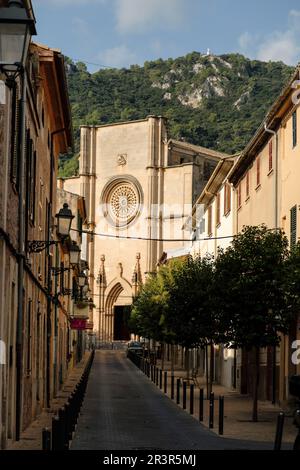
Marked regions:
[0,35,76,447]
[183,157,238,390]
[229,64,300,403]
[61,117,225,342]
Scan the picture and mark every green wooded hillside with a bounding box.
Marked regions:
[59,52,292,177]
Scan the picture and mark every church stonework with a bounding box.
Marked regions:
[62,116,224,341]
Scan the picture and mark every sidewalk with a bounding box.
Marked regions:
[8,352,90,450]
[152,357,298,446]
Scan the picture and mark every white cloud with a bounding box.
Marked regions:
[98,45,137,68]
[257,31,300,65]
[239,10,300,65]
[238,32,253,52]
[115,0,185,34]
[34,0,106,6]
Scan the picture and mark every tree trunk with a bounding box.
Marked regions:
[252,346,260,422]
[171,345,174,374]
[209,342,214,396]
[205,344,209,398]
[161,343,165,371]
[185,348,190,380]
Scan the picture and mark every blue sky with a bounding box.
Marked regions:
[32,0,300,71]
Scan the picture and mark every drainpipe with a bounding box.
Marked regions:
[264,122,278,406]
[16,71,27,440]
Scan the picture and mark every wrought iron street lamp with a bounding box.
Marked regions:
[55,203,74,238]
[69,241,81,267]
[0,0,36,88]
[78,272,86,288]
[27,203,74,253]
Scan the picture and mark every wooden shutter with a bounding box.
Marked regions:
[293,111,297,148]
[238,183,242,208]
[290,205,297,248]
[224,182,231,215]
[216,193,221,226]
[10,84,21,185]
[269,140,273,171]
[207,205,212,236]
[256,157,260,186]
[246,172,250,197]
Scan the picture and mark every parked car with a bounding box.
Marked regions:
[126,341,144,356]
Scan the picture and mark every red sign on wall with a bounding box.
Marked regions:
[70,318,87,330]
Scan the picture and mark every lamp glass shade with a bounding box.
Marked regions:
[0,2,36,69]
[69,246,80,266]
[78,274,86,287]
[82,284,89,294]
[56,203,74,237]
[0,23,29,67]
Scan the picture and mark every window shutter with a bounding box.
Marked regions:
[216,193,220,226]
[293,111,297,148]
[290,205,297,248]
[10,84,21,185]
[256,157,260,186]
[269,141,273,171]
[207,206,212,235]
[246,172,250,197]
[224,182,231,214]
[238,183,242,208]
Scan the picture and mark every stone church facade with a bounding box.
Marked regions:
[61,116,226,341]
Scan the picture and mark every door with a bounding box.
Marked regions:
[113,306,130,341]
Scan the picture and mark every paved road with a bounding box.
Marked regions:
[71,350,273,450]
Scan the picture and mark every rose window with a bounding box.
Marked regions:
[110,184,138,221]
[102,178,142,228]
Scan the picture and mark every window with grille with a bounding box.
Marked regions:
[290,205,297,248]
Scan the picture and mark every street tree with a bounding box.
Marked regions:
[214,225,294,421]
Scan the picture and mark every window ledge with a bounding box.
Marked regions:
[255,184,261,192]
[224,209,231,217]
[245,196,250,203]
[267,169,274,177]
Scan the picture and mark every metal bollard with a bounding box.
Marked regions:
[190,384,194,415]
[199,388,204,422]
[176,378,180,405]
[58,406,68,450]
[219,396,224,435]
[52,416,64,451]
[274,411,285,450]
[183,381,187,409]
[164,371,168,394]
[293,410,300,451]
[171,374,175,400]
[42,428,51,450]
[209,392,214,429]
[159,369,162,389]
[156,367,159,386]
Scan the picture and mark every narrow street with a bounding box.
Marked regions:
[71,351,273,450]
